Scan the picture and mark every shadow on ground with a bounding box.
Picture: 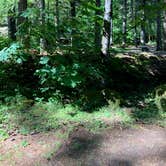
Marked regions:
[48,125,166,166]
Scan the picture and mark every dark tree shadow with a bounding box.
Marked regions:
[108,159,132,166]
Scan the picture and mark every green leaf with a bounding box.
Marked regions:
[40,56,50,65]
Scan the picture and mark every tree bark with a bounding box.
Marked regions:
[55,0,60,40]
[140,0,146,45]
[163,0,166,50]
[110,0,113,45]
[39,0,46,51]
[101,0,113,56]
[18,0,27,26]
[17,0,29,47]
[70,0,76,17]
[122,0,127,47]
[156,0,162,51]
[8,7,17,41]
[134,0,138,47]
[70,0,76,46]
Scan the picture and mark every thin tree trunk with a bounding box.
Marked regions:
[39,0,46,52]
[95,0,102,49]
[18,0,27,26]
[122,0,127,47]
[8,7,17,41]
[110,0,113,45]
[131,0,136,45]
[55,0,60,40]
[101,0,113,56]
[140,0,146,45]
[70,0,76,46]
[134,0,138,47]
[163,0,166,50]
[70,0,76,17]
[156,0,162,51]
[18,0,29,46]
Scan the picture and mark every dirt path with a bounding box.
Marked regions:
[125,45,166,57]
[50,125,166,166]
[0,125,166,166]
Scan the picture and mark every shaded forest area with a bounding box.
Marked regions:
[0,0,166,165]
[0,0,165,107]
[0,0,166,147]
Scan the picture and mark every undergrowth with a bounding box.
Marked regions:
[0,85,165,141]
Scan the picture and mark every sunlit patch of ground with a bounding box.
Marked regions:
[0,27,8,36]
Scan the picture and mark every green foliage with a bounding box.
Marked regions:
[36,57,84,89]
[0,95,134,135]
[0,36,11,50]
[21,140,29,147]
[0,129,9,141]
[0,43,20,62]
[35,51,103,100]
[132,85,166,124]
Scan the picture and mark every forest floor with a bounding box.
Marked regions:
[111,44,166,57]
[0,125,166,166]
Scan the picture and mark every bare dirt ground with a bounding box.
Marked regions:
[49,125,166,166]
[1,125,165,166]
[0,131,63,166]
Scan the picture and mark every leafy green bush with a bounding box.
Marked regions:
[0,43,39,99]
[0,36,11,50]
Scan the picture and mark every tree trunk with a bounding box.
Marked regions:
[18,0,27,26]
[8,7,17,41]
[70,0,76,17]
[17,0,29,47]
[156,0,162,51]
[95,0,102,49]
[122,0,127,47]
[101,0,113,56]
[110,0,113,45]
[140,0,146,45]
[39,0,46,51]
[163,0,166,50]
[131,0,137,46]
[55,0,60,40]
[70,0,76,46]
[134,0,138,47]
